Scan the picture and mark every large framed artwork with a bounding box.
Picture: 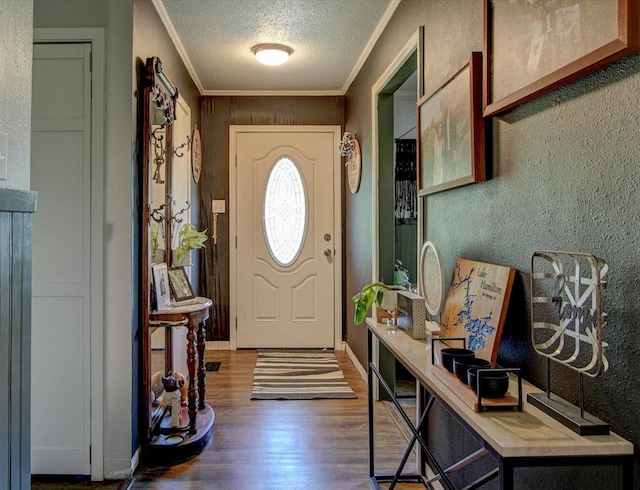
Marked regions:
[418,52,486,196]
[484,0,640,116]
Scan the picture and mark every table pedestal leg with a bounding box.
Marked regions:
[197,320,207,410]
[186,319,197,434]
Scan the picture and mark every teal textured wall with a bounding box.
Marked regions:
[345,0,640,485]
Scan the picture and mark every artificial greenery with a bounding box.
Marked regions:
[351,281,387,325]
[151,227,160,256]
[175,224,207,263]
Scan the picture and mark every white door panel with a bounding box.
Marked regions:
[234,130,337,348]
[31,43,92,475]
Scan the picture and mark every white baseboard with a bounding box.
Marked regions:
[206,340,231,350]
[345,342,367,384]
[104,458,133,479]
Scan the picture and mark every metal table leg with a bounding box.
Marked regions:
[370,361,456,490]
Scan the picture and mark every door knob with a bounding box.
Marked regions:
[324,249,332,257]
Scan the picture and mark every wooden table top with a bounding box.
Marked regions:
[367,318,633,459]
[153,296,212,315]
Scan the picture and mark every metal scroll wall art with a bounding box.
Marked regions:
[529,250,610,435]
[150,196,191,236]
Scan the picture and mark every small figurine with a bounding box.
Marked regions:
[161,371,184,428]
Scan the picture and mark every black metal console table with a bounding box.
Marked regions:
[366,319,634,489]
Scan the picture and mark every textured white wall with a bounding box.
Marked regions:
[0,0,34,190]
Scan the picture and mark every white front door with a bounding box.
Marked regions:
[232,127,340,348]
[31,43,92,475]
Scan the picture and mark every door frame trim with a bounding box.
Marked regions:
[33,27,105,481]
[369,32,419,400]
[229,125,343,350]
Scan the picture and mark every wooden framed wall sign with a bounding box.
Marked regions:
[417,52,486,196]
[440,258,515,367]
[484,0,640,116]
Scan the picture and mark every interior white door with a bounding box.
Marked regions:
[30,43,92,475]
[235,129,336,348]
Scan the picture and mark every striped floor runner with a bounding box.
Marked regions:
[251,350,357,400]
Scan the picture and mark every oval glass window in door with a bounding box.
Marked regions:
[263,157,308,266]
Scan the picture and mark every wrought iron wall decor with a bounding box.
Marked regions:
[151,126,167,184]
[171,200,191,227]
[150,194,171,224]
[173,134,192,158]
[145,57,179,126]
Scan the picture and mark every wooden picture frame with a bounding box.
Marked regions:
[417,52,486,196]
[418,25,426,98]
[151,263,170,310]
[484,0,640,116]
[167,266,195,301]
[440,258,516,367]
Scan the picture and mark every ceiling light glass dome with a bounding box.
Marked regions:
[252,43,293,66]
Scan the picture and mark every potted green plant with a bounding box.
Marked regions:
[351,282,387,325]
[174,223,207,265]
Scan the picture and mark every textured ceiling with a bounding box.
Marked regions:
[155,0,399,95]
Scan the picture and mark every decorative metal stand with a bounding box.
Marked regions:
[529,251,610,435]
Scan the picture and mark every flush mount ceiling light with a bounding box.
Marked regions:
[252,43,293,66]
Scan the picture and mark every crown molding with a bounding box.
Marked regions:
[153,0,400,96]
[152,0,205,94]
[341,0,401,94]
[201,89,345,97]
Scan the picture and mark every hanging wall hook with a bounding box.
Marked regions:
[173,134,192,158]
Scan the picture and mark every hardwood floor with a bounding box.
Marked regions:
[34,349,425,490]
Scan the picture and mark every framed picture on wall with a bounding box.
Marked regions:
[484,0,640,116]
[167,266,195,302]
[417,52,486,196]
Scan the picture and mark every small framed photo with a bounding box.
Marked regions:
[418,52,486,196]
[167,266,195,302]
[151,263,170,310]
